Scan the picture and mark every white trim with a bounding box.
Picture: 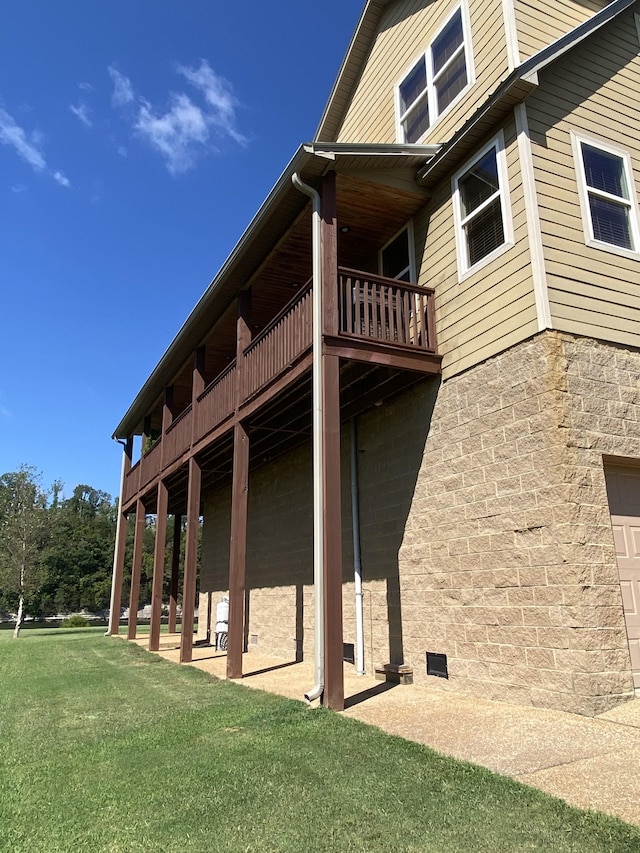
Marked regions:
[452,130,514,280]
[571,130,640,260]
[501,0,520,70]
[395,2,475,144]
[514,103,551,331]
[378,220,417,281]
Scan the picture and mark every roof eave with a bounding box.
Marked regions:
[113,142,439,439]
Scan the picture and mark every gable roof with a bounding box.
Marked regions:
[417,0,636,185]
[316,0,636,146]
[315,0,392,143]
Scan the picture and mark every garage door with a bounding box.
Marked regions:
[604,465,640,690]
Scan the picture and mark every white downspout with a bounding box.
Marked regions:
[292,172,324,703]
[350,418,365,675]
[106,439,128,635]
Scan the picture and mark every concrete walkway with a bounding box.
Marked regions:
[129,635,640,828]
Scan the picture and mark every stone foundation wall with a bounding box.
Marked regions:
[400,331,635,714]
[198,380,437,671]
[198,331,637,715]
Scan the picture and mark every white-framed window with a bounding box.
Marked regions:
[379,223,416,282]
[395,4,473,144]
[572,133,640,257]
[452,132,513,277]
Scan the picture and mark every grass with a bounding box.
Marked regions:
[0,629,638,853]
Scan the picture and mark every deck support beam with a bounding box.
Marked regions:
[108,436,132,635]
[320,170,344,711]
[180,457,201,663]
[227,289,252,679]
[227,420,249,679]
[127,497,146,640]
[149,480,168,652]
[168,513,181,633]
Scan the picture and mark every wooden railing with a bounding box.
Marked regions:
[163,404,192,466]
[197,360,236,441]
[140,438,162,490]
[242,281,312,400]
[123,268,437,503]
[123,460,140,505]
[337,268,437,352]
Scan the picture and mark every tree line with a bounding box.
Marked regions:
[0,466,181,635]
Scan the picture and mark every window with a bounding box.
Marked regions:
[396,6,472,143]
[379,225,414,281]
[573,135,640,255]
[453,135,512,275]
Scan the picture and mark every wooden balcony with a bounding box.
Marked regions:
[122,270,438,508]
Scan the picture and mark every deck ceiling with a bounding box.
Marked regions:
[122,161,431,437]
[140,171,429,434]
[158,359,431,516]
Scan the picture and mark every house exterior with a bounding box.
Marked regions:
[109,0,640,715]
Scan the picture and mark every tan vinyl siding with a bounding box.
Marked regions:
[336,0,509,146]
[418,116,537,379]
[514,0,608,60]
[526,10,640,348]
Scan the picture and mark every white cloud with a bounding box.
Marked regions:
[11,183,26,194]
[135,94,210,175]
[0,106,69,187]
[177,60,246,145]
[52,170,71,188]
[111,59,246,175]
[70,102,92,128]
[0,107,46,171]
[108,66,134,107]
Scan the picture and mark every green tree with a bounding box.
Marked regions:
[0,467,49,637]
[42,485,115,615]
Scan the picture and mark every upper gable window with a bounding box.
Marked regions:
[453,133,513,277]
[573,134,640,257]
[396,6,472,143]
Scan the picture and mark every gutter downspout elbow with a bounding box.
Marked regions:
[292,172,324,704]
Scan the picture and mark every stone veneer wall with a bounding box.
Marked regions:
[400,330,635,714]
[199,330,636,715]
[198,379,438,670]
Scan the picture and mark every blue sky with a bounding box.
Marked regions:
[0,1,362,501]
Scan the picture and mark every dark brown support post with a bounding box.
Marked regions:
[180,457,201,663]
[322,353,344,710]
[108,436,133,635]
[236,289,252,406]
[191,346,206,444]
[142,415,152,452]
[227,289,252,679]
[168,513,182,634]
[162,386,175,432]
[321,170,339,337]
[160,386,174,469]
[149,480,168,652]
[227,420,249,679]
[321,169,344,711]
[127,498,146,640]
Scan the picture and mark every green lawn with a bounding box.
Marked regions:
[1,629,638,853]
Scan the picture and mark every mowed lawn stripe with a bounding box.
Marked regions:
[0,628,638,853]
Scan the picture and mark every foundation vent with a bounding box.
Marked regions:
[426,652,448,679]
[343,642,355,664]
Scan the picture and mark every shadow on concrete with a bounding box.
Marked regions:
[344,680,398,709]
